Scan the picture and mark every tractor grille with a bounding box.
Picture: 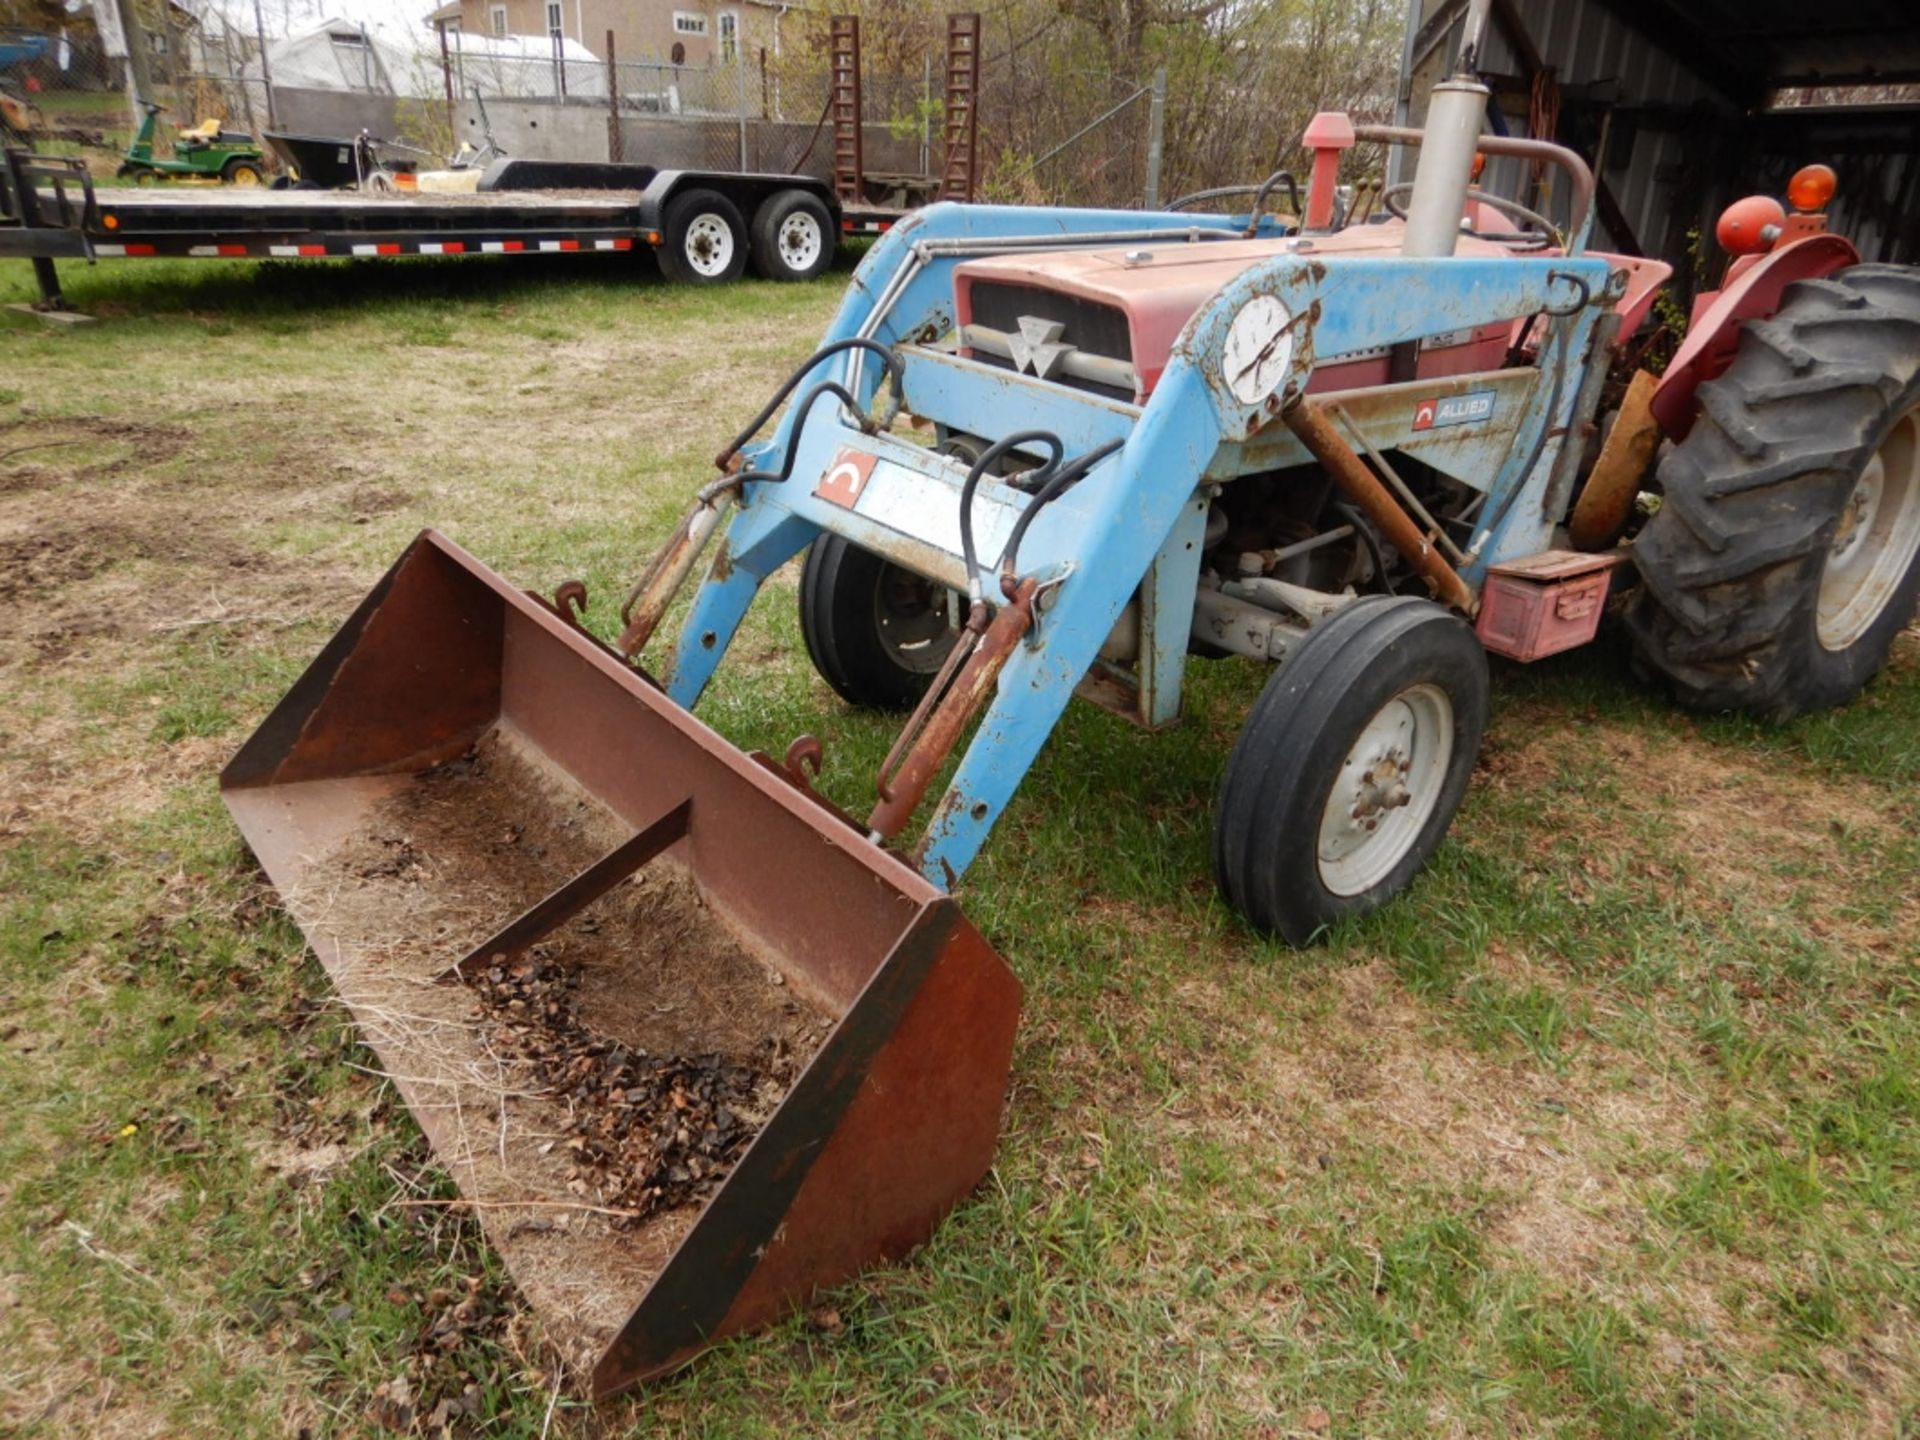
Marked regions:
[964,282,1136,402]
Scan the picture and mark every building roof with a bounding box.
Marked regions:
[1591,0,1920,95]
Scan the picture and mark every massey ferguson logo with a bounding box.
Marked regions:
[1412,390,1497,431]
[1007,315,1073,380]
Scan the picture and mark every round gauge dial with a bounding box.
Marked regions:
[1222,294,1297,406]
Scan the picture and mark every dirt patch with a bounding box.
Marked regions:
[287,725,832,1379]
[0,511,262,606]
[350,484,414,518]
[0,416,190,492]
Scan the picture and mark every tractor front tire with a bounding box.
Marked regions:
[799,535,958,710]
[1628,264,1920,719]
[659,188,747,285]
[1213,596,1488,946]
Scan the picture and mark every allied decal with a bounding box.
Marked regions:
[1412,390,1497,431]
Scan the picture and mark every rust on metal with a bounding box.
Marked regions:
[221,529,1022,1400]
[1570,368,1661,551]
[746,734,866,833]
[870,582,1037,841]
[618,487,736,658]
[1352,123,1596,246]
[442,799,693,980]
[1282,393,1477,612]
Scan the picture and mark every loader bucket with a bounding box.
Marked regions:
[221,529,1021,1400]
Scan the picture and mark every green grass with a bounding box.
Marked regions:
[2,249,1918,1437]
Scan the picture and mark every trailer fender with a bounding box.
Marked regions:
[1650,232,1860,441]
[638,170,841,240]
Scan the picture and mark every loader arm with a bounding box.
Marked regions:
[660,202,1614,890]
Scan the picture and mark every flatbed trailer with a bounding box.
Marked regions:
[0,150,907,311]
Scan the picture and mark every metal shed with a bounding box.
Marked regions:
[1395,0,1919,277]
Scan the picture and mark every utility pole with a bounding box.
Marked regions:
[95,0,154,128]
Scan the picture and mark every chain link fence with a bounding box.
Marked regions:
[2,5,1297,212]
[2,0,267,179]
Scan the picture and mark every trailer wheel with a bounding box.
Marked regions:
[800,534,958,710]
[1627,264,1920,719]
[750,189,835,282]
[1213,596,1487,945]
[223,158,263,186]
[659,188,747,284]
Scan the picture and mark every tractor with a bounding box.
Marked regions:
[118,99,264,184]
[221,0,1919,1394]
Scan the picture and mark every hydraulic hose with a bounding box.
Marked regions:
[996,438,1125,587]
[1334,500,1396,596]
[715,336,904,470]
[957,431,1064,602]
[729,380,863,487]
[1244,169,1302,237]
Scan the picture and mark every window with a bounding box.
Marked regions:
[489,4,507,37]
[717,10,736,63]
[148,30,168,54]
[672,11,707,36]
[545,0,561,36]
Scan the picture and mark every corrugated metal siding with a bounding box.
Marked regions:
[1399,0,1733,265]
[1396,0,1912,269]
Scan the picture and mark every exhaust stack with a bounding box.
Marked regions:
[1401,0,1492,258]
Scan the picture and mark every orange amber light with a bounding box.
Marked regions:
[1787,163,1838,213]
[102,212,118,229]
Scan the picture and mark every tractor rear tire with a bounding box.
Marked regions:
[1213,595,1488,946]
[223,158,263,185]
[799,534,959,711]
[1627,264,1920,719]
[659,188,747,285]
[749,189,835,282]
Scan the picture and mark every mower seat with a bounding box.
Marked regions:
[177,117,221,141]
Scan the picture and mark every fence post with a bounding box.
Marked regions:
[253,0,276,129]
[438,21,455,141]
[737,54,749,169]
[606,30,622,163]
[1143,66,1167,208]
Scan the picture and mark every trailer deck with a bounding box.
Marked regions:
[1,150,906,310]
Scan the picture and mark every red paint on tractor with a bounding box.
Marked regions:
[954,224,1659,403]
[1650,232,1860,440]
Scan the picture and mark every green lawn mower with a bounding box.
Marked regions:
[118,100,264,185]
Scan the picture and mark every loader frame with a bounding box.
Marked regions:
[656,202,1617,887]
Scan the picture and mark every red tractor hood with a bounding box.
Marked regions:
[953,223,1522,398]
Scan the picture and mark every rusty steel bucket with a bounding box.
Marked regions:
[221,529,1021,1399]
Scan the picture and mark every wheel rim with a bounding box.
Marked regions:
[872,564,957,675]
[777,211,822,272]
[231,165,260,186]
[1316,682,1455,898]
[1819,403,1920,652]
[683,213,734,277]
